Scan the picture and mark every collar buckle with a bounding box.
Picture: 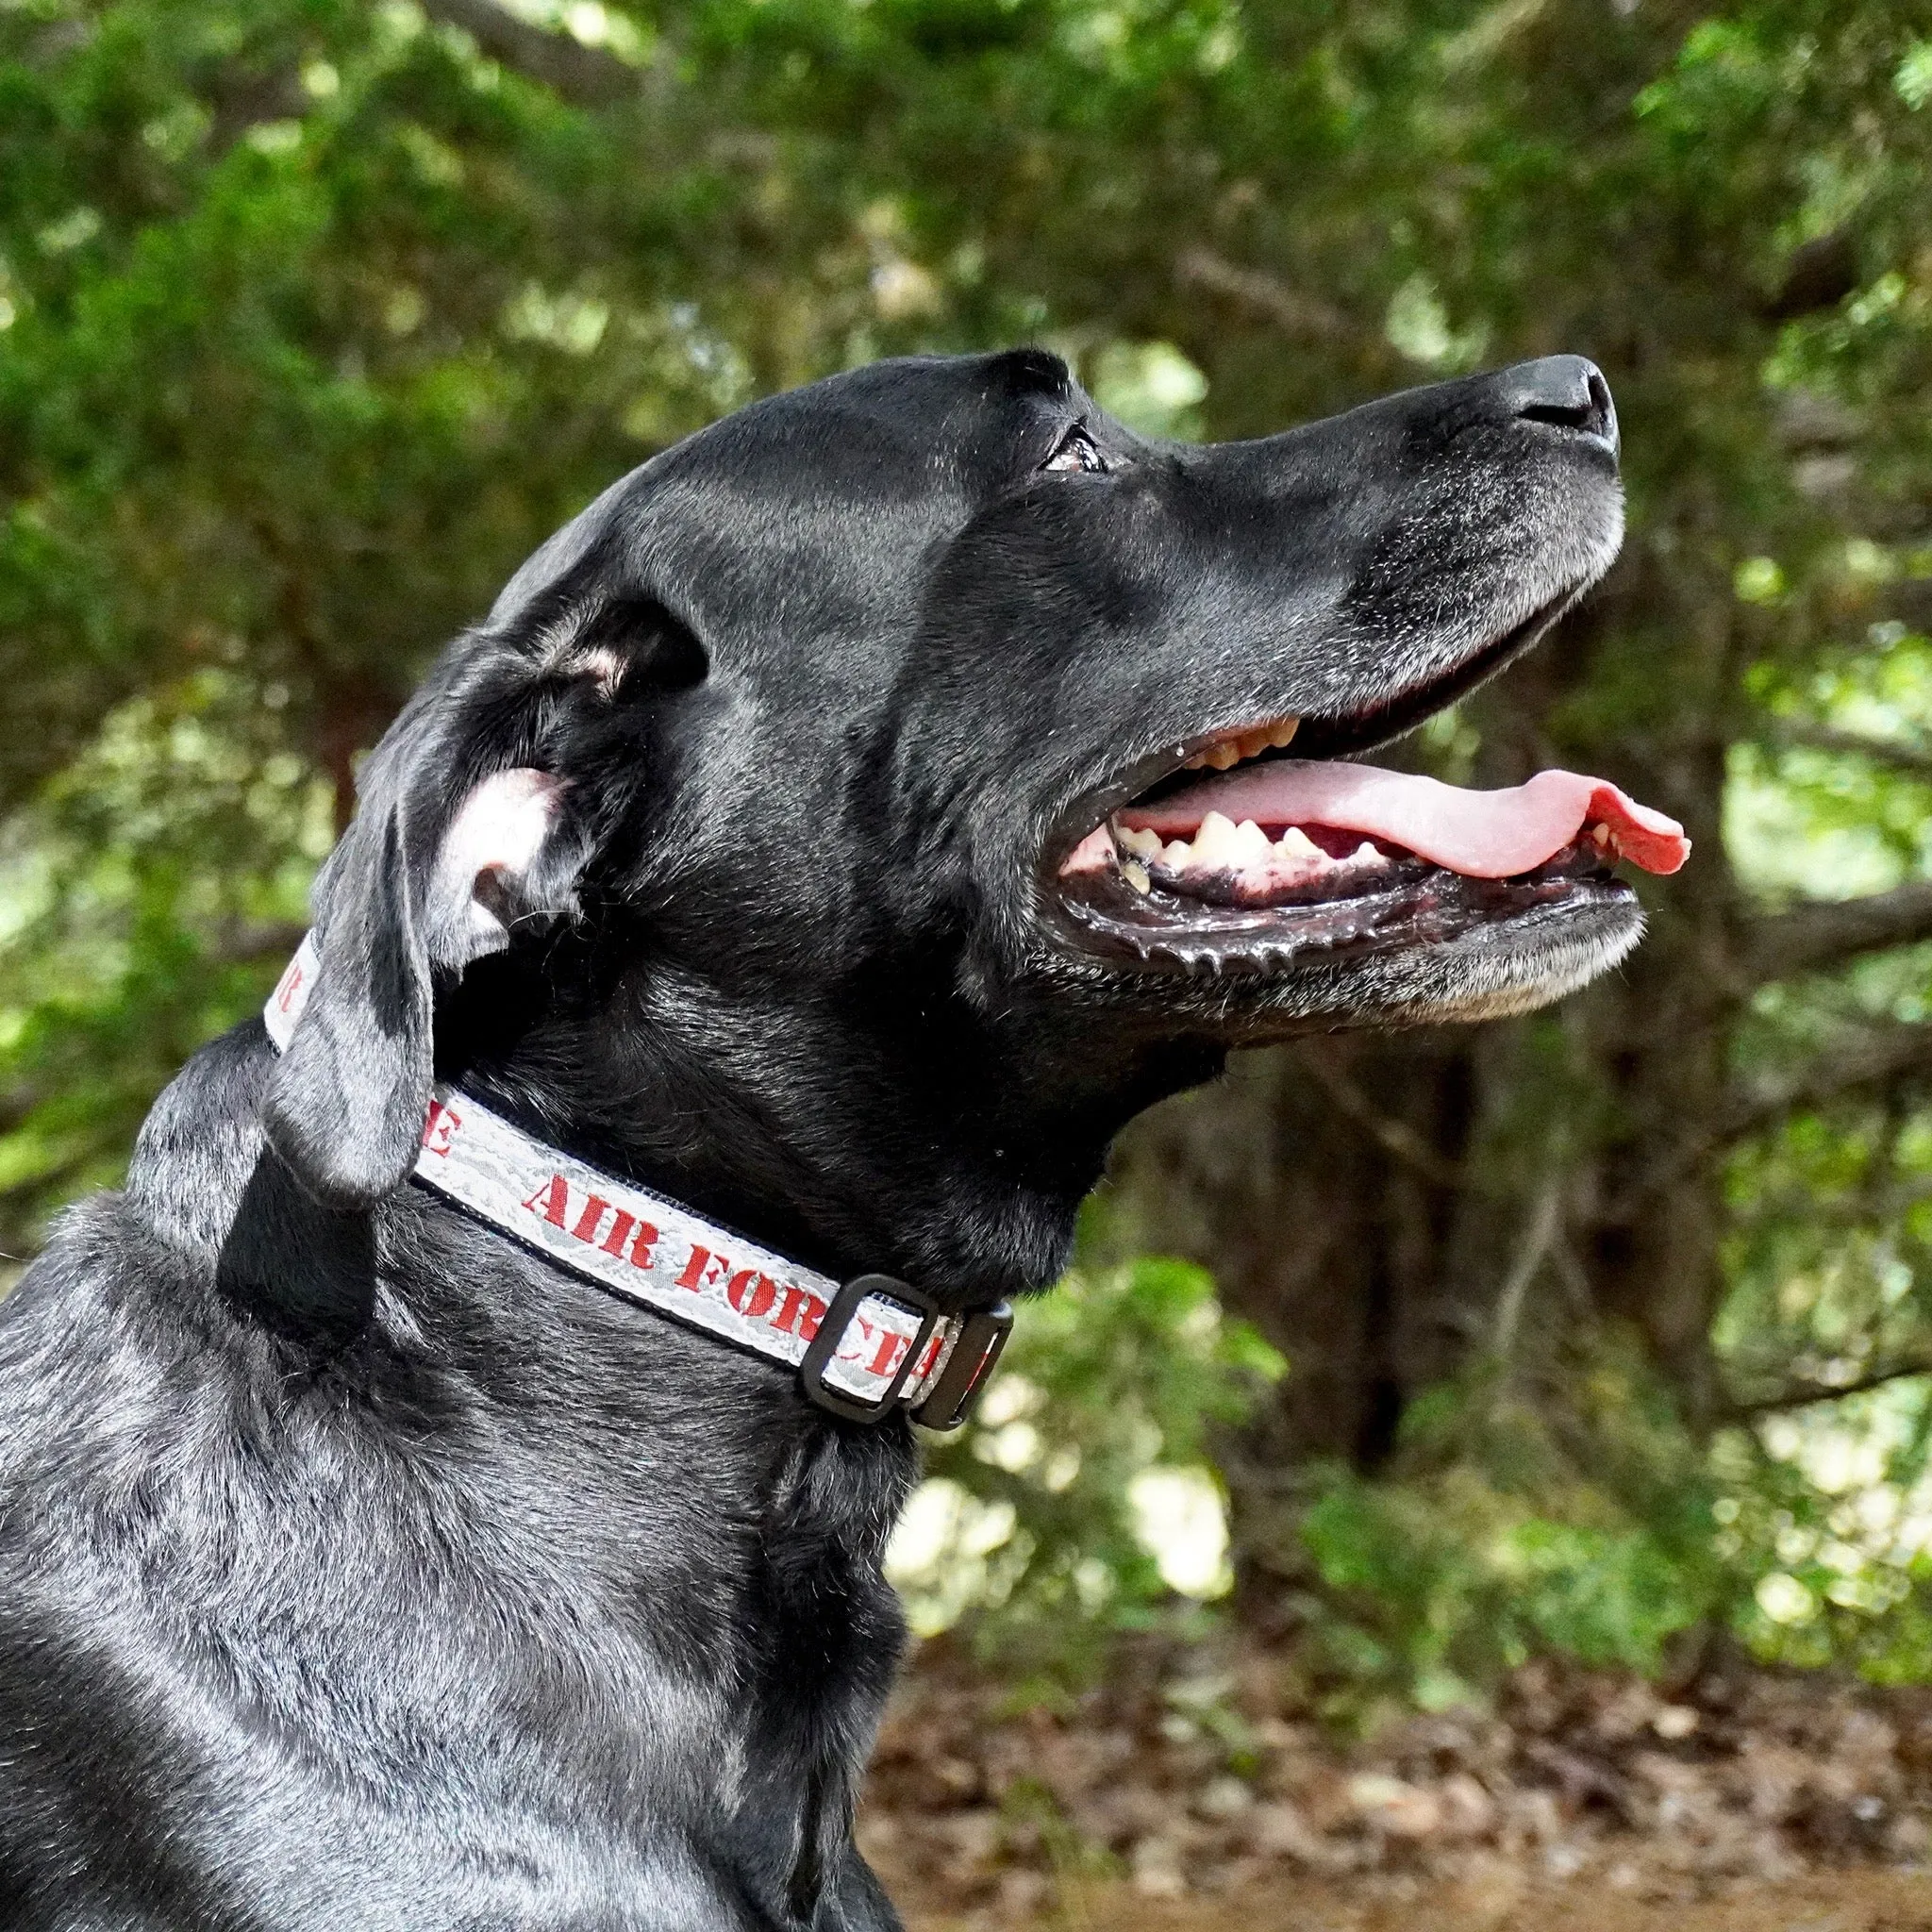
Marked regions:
[911,1301,1013,1432]
[799,1274,941,1424]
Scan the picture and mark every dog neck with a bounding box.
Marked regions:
[436,940,1224,1312]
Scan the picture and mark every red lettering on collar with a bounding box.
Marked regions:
[523,1174,571,1226]
[422,1099,461,1158]
[868,1330,911,1380]
[521,1173,660,1270]
[726,1270,777,1320]
[771,1282,828,1341]
[571,1194,618,1246]
[675,1244,730,1294]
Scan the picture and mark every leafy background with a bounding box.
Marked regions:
[5,0,1932,1712]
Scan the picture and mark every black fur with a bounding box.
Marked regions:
[0,349,1628,1926]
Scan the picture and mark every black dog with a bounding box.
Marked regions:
[0,348,1669,1927]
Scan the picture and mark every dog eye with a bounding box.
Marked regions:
[1041,427,1106,475]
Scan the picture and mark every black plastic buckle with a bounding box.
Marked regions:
[912,1301,1013,1432]
[799,1274,941,1424]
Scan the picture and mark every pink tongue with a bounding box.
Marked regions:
[1119,763,1690,878]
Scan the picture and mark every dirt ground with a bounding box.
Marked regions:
[885,1864,1932,1931]
[859,1640,1932,1932]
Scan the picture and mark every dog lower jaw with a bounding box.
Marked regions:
[1041,857,1645,1029]
[1302,903,1647,1030]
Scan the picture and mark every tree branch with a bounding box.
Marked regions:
[1490,1174,1564,1362]
[419,0,648,107]
[1174,249,1349,341]
[1735,1170,1932,1229]
[1607,1020,1932,1224]
[1724,1357,1932,1421]
[0,1089,41,1141]
[1721,1019,1932,1146]
[1744,878,1932,983]
[208,918,309,970]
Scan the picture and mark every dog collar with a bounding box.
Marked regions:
[262,936,1009,1429]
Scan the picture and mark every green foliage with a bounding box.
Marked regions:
[1279,1351,1931,1710]
[1289,1348,1728,1717]
[888,1245,1281,1686]
[0,667,327,1256]
[1301,1475,1711,1716]
[1711,1390,1932,1682]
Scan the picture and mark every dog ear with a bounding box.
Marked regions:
[260,688,583,1208]
[264,580,707,1208]
[259,595,699,1208]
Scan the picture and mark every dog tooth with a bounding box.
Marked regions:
[1276,826,1321,859]
[1352,841,1378,862]
[1163,839,1192,869]
[1206,743,1241,771]
[1122,859,1151,894]
[1229,818,1274,867]
[1189,810,1245,868]
[1116,824,1163,862]
[1182,753,1209,770]
[1271,719,1301,749]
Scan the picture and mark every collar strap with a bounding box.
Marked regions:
[263,936,1008,1429]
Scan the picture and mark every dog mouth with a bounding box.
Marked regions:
[1048,700,1689,980]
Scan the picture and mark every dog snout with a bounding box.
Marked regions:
[1489,354,1618,453]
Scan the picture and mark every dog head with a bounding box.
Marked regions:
[264,349,1663,1291]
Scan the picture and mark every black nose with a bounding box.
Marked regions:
[1494,355,1617,450]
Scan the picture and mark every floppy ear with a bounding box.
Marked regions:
[262,588,707,1208]
[261,660,590,1209]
